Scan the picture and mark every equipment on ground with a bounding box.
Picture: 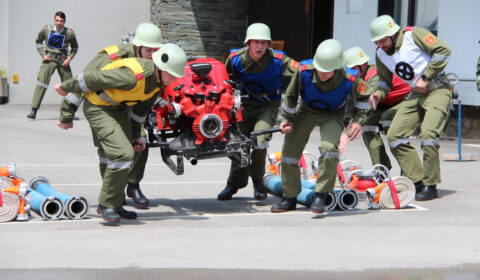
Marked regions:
[29,176,88,219]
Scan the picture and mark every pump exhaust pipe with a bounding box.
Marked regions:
[29,176,89,219]
[335,189,359,211]
[190,158,198,165]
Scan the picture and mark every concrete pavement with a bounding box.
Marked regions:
[1,104,480,279]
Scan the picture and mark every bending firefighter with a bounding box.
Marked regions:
[28,11,78,120]
[58,22,163,208]
[344,46,410,170]
[55,44,187,223]
[271,39,369,214]
[368,15,452,201]
[217,23,299,201]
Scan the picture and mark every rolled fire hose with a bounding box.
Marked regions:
[0,176,13,189]
[0,164,15,178]
[0,191,20,222]
[29,176,88,219]
[263,173,338,211]
[366,176,415,209]
[26,188,64,220]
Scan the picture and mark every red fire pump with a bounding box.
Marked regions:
[147,58,279,175]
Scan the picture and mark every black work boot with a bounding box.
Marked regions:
[310,192,327,214]
[97,204,121,223]
[252,179,267,200]
[27,108,37,119]
[271,197,297,213]
[117,206,137,220]
[217,185,237,201]
[126,183,149,208]
[414,181,424,193]
[415,185,437,201]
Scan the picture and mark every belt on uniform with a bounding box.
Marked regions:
[47,51,66,61]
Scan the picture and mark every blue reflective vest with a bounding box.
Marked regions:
[47,26,68,51]
[299,60,357,111]
[230,49,285,102]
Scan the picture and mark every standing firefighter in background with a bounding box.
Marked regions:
[476,55,480,91]
[55,44,187,223]
[344,46,410,170]
[271,39,369,214]
[217,23,299,201]
[57,22,163,208]
[28,11,78,119]
[368,15,452,201]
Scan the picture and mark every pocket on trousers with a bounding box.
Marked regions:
[96,126,115,141]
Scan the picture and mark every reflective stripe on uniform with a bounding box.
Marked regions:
[281,102,297,114]
[431,54,449,63]
[389,138,410,148]
[36,43,43,48]
[65,93,82,107]
[281,156,299,166]
[130,111,147,123]
[376,81,391,91]
[98,92,120,106]
[256,142,270,150]
[99,157,132,169]
[354,100,369,110]
[36,82,48,89]
[77,73,90,92]
[382,120,392,128]
[362,125,379,133]
[319,150,339,159]
[421,139,439,147]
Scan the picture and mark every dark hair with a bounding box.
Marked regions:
[55,11,66,21]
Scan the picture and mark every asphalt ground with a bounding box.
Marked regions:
[1,104,480,280]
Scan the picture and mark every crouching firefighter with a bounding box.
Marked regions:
[271,39,369,214]
[54,44,187,223]
[217,23,299,201]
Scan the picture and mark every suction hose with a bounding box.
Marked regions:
[263,173,338,211]
[29,176,89,219]
[26,188,64,220]
[334,189,359,211]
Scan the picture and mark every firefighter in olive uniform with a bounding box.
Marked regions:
[368,15,452,201]
[55,44,187,223]
[476,56,480,91]
[28,11,78,119]
[217,23,299,201]
[57,22,163,208]
[344,46,410,170]
[271,39,369,214]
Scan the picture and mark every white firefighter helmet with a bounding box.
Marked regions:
[244,23,272,43]
[313,39,344,72]
[344,46,370,68]
[132,22,163,48]
[369,15,400,42]
[152,43,187,77]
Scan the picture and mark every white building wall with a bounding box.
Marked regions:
[2,0,150,105]
[333,0,378,64]
[439,0,480,106]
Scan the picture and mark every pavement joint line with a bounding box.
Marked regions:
[463,144,480,148]
[0,205,428,226]
[0,163,230,167]
[50,181,226,186]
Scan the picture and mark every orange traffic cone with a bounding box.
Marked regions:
[0,164,15,178]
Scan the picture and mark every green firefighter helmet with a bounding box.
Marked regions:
[244,23,272,43]
[152,43,187,77]
[132,22,163,48]
[344,46,370,68]
[313,39,344,72]
[369,15,400,42]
